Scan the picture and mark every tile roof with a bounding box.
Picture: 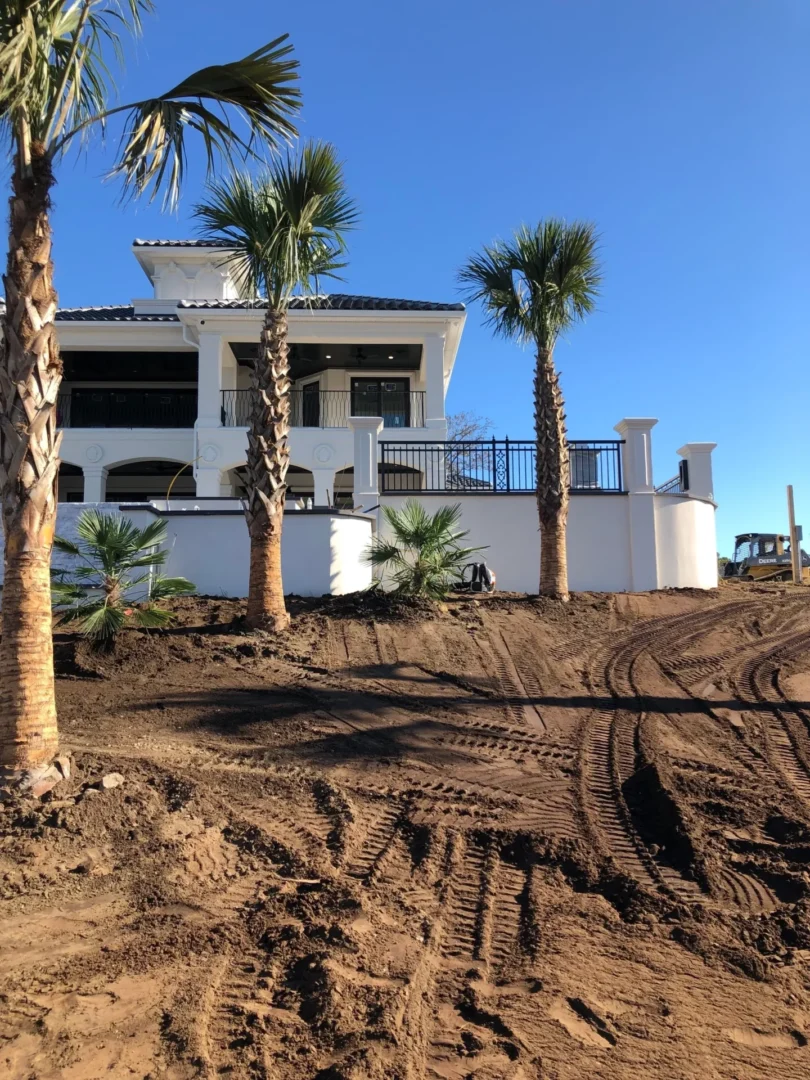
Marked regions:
[56,305,180,322]
[133,238,232,248]
[54,295,465,322]
[179,295,465,313]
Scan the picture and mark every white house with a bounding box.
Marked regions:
[0,238,719,595]
[55,238,464,507]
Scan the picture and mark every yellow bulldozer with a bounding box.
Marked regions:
[723,533,810,583]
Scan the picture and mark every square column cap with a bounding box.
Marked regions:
[348,416,384,434]
[677,442,717,456]
[614,417,658,436]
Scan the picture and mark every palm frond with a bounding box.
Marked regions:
[77,602,126,642]
[193,140,358,308]
[148,575,195,600]
[106,36,301,206]
[123,548,169,570]
[459,218,602,350]
[0,0,152,149]
[53,534,81,557]
[128,605,175,628]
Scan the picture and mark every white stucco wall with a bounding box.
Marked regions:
[379,493,634,593]
[655,495,719,589]
[154,509,373,597]
[0,504,373,597]
[60,429,195,472]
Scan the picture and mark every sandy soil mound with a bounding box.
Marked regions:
[3,584,810,1078]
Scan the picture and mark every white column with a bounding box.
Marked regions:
[616,417,657,492]
[614,417,659,591]
[196,331,225,428]
[677,442,717,501]
[195,466,222,498]
[82,465,108,503]
[348,416,383,510]
[423,332,447,434]
[311,468,335,507]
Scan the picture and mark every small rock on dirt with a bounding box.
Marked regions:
[98,773,125,790]
[54,754,72,780]
[29,765,63,800]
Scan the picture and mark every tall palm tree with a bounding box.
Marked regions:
[459,220,602,600]
[193,142,358,631]
[0,1,301,781]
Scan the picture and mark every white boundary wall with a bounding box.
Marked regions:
[378,493,634,593]
[377,419,719,593]
[0,504,373,598]
[0,417,719,598]
[655,495,718,590]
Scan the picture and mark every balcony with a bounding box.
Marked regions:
[57,389,197,428]
[220,388,427,428]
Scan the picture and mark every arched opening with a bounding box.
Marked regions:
[57,462,83,502]
[222,464,316,503]
[333,462,424,507]
[106,460,193,502]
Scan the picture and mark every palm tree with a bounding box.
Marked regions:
[193,142,358,631]
[367,500,484,600]
[0,1,301,781]
[458,220,602,600]
[52,509,195,646]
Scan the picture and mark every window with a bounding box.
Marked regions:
[351,378,410,428]
[301,381,321,426]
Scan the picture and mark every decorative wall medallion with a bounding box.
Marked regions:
[314,443,334,465]
[201,444,220,463]
[85,444,104,463]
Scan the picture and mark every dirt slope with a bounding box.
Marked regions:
[3,585,810,1079]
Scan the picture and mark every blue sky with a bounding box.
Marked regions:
[45,0,809,556]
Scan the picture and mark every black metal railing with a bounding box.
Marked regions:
[656,459,689,495]
[379,439,625,494]
[220,388,426,428]
[56,389,197,428]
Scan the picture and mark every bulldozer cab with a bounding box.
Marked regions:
[734,534,784,560]
[725,532,810,582]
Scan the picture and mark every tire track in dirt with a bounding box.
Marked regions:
[714,867,778,914]
[737,630,810,802]
[196,874,277,1077]
[346,800,404,880]
[581,601,760,899]
[476,630,546,730]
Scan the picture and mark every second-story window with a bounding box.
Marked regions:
[351,378,410,428]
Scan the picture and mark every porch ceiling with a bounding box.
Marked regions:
[228,341,422,377]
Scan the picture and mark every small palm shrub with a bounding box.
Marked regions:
[51,510,195,646]
[367,501,484,600]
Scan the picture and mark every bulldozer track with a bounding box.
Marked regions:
[477,631,547,730]
[581,601,758,898]
[737,630,810,801]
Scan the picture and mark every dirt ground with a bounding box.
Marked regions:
[3,583,810,1079]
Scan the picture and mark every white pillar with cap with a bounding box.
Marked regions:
[348,416,383,511]
[82,464,108,503]
[677,442,717,502]
[614,417,659,591]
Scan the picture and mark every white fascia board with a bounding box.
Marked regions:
[177,307,466,375]
[54,321,192,351]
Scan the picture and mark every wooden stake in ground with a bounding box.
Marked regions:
[787,484,802,585]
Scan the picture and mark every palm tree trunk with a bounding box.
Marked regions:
[244,308,291,630]
[0,144,62,772]
[533,346,570,601]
